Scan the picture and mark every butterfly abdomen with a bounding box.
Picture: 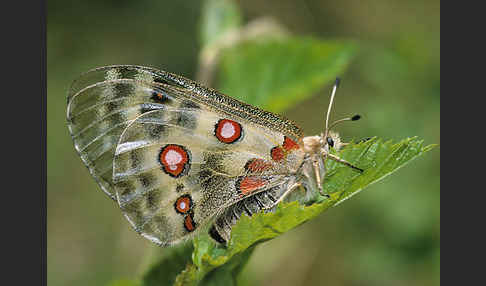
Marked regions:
[208,183,291,244]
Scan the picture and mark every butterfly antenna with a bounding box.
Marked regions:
[324,78,340,139]
[328,114,361,130]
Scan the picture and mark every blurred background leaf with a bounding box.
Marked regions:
[140,242,194,286]
[199,0,242,47]
[107,280,140,286]
[48,0,439,286]
[218,37,356,113]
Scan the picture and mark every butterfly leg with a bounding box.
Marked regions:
[275,182,305,204]
[326,153,364,173]
[314,158,330,198]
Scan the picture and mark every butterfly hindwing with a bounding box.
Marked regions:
[113,105,300,245]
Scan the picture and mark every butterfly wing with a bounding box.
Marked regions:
[67,65,306,246]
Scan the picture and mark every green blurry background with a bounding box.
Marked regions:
[48,0,440,285]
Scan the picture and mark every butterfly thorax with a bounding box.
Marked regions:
[299,135,327,199]
[302,135,323,154]
[298,131,344,201]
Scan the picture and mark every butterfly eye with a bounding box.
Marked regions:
[326,137,334,147]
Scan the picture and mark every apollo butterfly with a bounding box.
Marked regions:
[67,65,363,246]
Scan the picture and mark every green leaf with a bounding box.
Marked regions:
[218,37,357,113]
[199,0,242,48]
[170,137,436,285]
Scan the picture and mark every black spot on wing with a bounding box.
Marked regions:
[107,84,133,112]
[116,180,137,198]
[139,173,156,188]
[175,111,197,130]
[106,98,125,113]
[138,109,168,139]
[130,148,143,170]
[168,103,199,130]
[145,190,161,212]
[146,124,167,139]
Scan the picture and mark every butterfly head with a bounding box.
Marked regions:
[300,78,364,199]
[313,78,361,152]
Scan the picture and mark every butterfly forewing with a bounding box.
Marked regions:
[67,65,306,246]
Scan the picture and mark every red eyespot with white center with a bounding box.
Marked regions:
[214,119,243,144]
[174,194,192,214]
[159,144,191,177]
